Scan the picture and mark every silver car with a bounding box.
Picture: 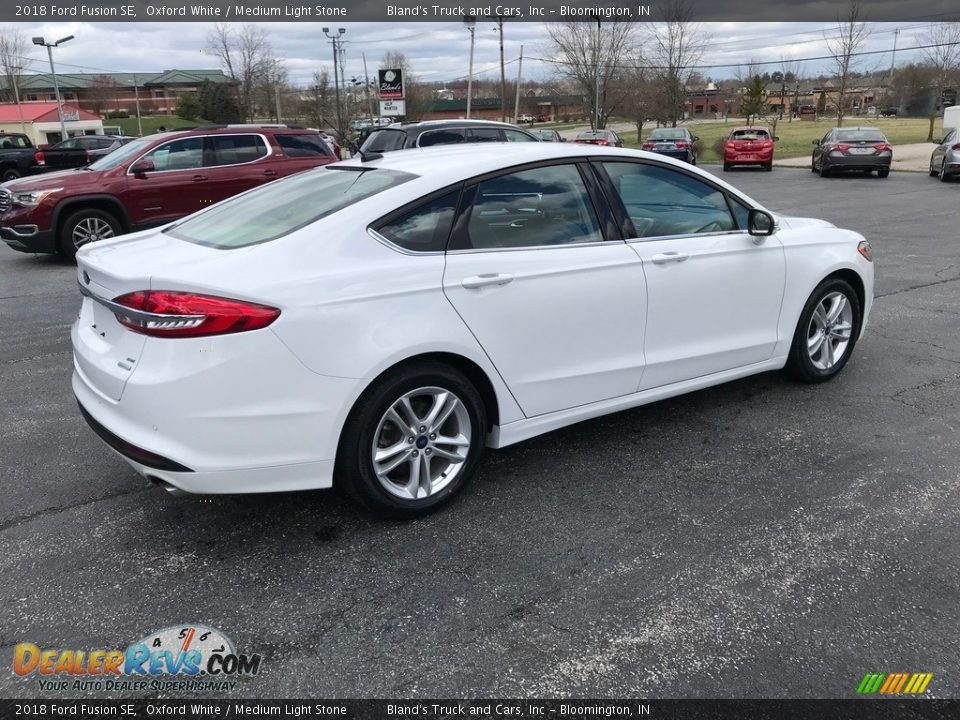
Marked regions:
[929,126,960,182]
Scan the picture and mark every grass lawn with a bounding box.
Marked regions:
[623,116,944,164]
[102,116,211,136]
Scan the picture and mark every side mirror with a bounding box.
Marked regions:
[812,139,820,146]
[691,135,699,142]
[933,138,943,144]
[773,135,780,142]
[130,159,155,175]
[748,209,775,237]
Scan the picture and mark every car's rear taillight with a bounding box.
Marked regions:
[952,143,960,151]
[874,143,892,152]
[761,140,774,149]
[642,142,655,149]
[675,141,688,149]
[34,151,45,165]
[597,140,609,146]
[833,144,850,152]
[111,291,280,338]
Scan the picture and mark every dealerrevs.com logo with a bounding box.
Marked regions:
[13,625,262,693]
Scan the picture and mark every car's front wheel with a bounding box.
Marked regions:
[786,278,862,383]
[60,208,121,259]
[1,167,22,182]
[336,362,487,517]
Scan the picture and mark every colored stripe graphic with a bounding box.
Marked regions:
[857,672,933,694]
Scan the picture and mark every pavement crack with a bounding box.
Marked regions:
[874,274,960,299]
[0,485,153,534]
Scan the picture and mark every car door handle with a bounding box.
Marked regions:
[190,174,207,182]
[651,252,689,265]
[461,273,515,289]
[263,169,278,177]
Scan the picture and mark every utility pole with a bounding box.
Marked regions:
[10,65,26,134]
[497,17,506,122]
[362,52,376,122]
[513,45,523,123]
[889,28,900,83]
[323,28,346,147]
[594,17,602,129]
[133,74,143,136]
[464,16,476,119]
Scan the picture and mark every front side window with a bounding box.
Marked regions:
[167,167,416,248]
[456,164,603,250]
[90,137,154,171]
[375,189,460,253]
[141,137,204,171]
[206,135,268,166]
[603,162,736,238]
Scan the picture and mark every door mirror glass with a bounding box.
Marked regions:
[933,137,943,144]
[812,139,820,146]
[748,209,775,236]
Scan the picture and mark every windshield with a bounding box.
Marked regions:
[361,129,408,153]
[165,166,417,248]
[86,136,154,171]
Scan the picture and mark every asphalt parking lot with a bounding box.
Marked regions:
[1,167,958,699]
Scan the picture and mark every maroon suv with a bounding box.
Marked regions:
[0,125,336,258]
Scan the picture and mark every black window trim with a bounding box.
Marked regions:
[368,182,465,256]
[446,158,619,254]
[589,156,759,243]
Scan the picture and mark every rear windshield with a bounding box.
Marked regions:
[165,167,416,248]
[649,130,686,140]
[576,131,608,139]
[276,133,332,157]
[731,129,770,140]
[362,129,409,153]
[836,129,887,142]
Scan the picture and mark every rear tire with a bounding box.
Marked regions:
[764,162,773,172]
[722,162,731,172]
[819,162,830,178]
[878,168,890,179]
[939,161,950,182]
[335,361,487,518]
[785,278,862,384]
[59,208,121,260]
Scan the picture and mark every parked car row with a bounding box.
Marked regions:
[811,127,892,178]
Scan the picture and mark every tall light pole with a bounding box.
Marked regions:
[594,17,602,130]
[323,27,346,147]
[32,34,74,142]
[10,65,26,134]
[496,18,506,122]
[464,16,476,119]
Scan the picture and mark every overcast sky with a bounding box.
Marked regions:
[9,21,940,87]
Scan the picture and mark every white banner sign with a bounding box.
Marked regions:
[379,100,406,117]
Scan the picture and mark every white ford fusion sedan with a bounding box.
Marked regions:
[72,143,874,516]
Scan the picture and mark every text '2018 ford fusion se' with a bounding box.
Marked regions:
[72,143,874,517]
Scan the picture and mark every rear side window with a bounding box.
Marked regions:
[166,167,416,248]
[468,128,503,143]
[374,189,460,252]
[418,129,466,147]
[276,133,331,157]
[504,130,536,142]
[206,135,268,166]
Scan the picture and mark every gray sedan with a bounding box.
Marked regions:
[928,126,960,182]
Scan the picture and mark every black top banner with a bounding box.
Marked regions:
[4,0,960,23]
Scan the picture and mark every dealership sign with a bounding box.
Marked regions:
[378,68,404,100]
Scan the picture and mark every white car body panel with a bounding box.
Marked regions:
[70,143,874,495]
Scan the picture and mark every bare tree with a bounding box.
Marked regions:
[646,0,708,127]
[0,28,26,104]
[780,58,803,121]
[546,21,638,129]
[86,74,118,116]
[207,23,274,121]
[620,61,657,141]
[824,0,870,127]
[301,69,333,130]
[921,22,960,141]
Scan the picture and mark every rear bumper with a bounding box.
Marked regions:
[652,149,692,162]
[725,154,773,166]
[824,155,891,171]
[71,324,366,494]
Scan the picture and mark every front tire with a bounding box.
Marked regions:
[59,208,121,259]
[785,278,862,383]
[336,362,487,518]
[1,167,21,182]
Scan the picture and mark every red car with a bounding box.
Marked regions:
[0,125,336,258]
[722,126,778,172]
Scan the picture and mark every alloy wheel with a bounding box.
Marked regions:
[371,386,472,500]
[806,292,854,370]
[72,217,116,250]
